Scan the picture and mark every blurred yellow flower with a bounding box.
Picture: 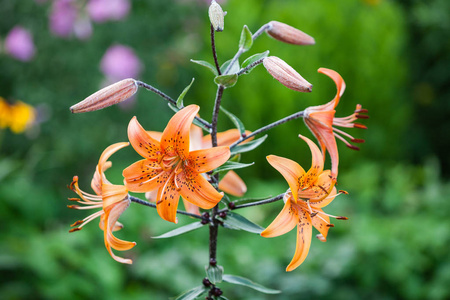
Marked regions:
[0,98,36,134]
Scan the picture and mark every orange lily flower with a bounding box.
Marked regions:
[144,125,249,215]
[303,68,368,178]
[261,135,346,271]
[68,142,136,264]
[123,105,231,223]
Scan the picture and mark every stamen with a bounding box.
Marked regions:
[353,123,367,129]
[338,190,349,195]
[70,220,84,227]
[351,138,365,143]
[355,108,368,114]
[337,216,348,220]
[356,114,369,119]
[346,144,360,151]
[326,224,335,227]
[69,228,82,233]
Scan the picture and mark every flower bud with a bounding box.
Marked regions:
[209,0,225,32]
[70,78,138,113]
[263,56,312,92]
[267,21,315,45]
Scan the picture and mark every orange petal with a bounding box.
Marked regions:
[128,116,161,159]
[310,186,337,208]
[202,130,253,148]
[318,68,346,109]
[146,131,163,142]
[261,198,298,238]
[156,177,180,223]
[160,105,199,160]
[182,198,201,216]
[311,207,330,241]
[104,199,136,264]
[102,183,129,209]
[267,155,305,202]
[298,135,325,184]
[286,211,312,271]
[189,125,204,151]
[123,159,168,193]
[304,115,339,178]
[218,171,247,197]
[298,170,335,201]
[92,142,129,193]
[145,190,158,202]
[177,172,223,209]
[187,146,230,173]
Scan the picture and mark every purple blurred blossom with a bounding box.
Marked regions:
[73,17,93,40]
[4,26,36,62]
[87,0,130,23]
[100,45,142,80]
[49,0,78,38]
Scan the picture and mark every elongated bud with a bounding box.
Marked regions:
[267,21,315,45]
[209,0,225,32]
[70,78,138,113]
[263,56,312,92]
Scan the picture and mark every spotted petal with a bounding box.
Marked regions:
[187,146,230,173]
[128,117,161,159]
[177,172,223,209]
[160,105,199,160]
[286,211,312,271]
[123,159,168,193]
[311,207,331,241]
[298,135,326,185]
[310,186,337,208]
[267,155,305,202]
[218,171,247,197]
[156,177,180,223]
[261,198,298,238]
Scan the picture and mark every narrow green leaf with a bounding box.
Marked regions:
[212,161,254,175]
[223,274,281,294]
[241,51,269,74]
[230,135,267,156]
[214,74,238,88]
[239,25,253,52]
[174,286,207,300]
[206,264,224,284]
[220,212,264,234]
[190,59,218,76]
[220,106,245,135]
[233,195,274,205]
[152,222,204,239]
[176,78,195,108]
[220,59,240,74]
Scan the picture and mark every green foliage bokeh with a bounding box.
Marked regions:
[1,0,449,299]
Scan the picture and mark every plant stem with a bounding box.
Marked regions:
[223,23,271,75]
[211,85,225,147]
[210,24,222,76]
[229,110,304,149]
[237,58,265,76]
[219,193,284,213]
[136,80,212,129]
[129,196,208,221]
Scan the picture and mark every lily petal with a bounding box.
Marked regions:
[311,207,330,241]
[261,198,298,238]
[267,155,305,202]
[187,146,230,173]
[128,116,161,159]
[123,159,168,193]
[298,135,325,185]
[310,186,337,208]
[203,129,253,148]
[160,105,199,160]
[104,198,136,264]
[286,211,312,271]
[102,183,129,209]
[182,198,201,216]
[304,116,339,178]
[218,171,247,197]
[298,170,335,201]
[318,68,346,109]
[156,177,180,223]
[177,172,223,209]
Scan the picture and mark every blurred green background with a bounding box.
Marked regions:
[1,0,449,299]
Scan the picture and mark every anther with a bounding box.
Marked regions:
[338,190,349,195]
[68,198,80,201]
[67,205,80,209]
[69,227,82,233]
[353,123,367,129]
[356,114,369,119]
[351,138,365,143]
[346,144,360,151]
[355,108,369,114]
[337,216,348,220]
[327,224,335,227]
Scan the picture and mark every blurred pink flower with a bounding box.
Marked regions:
[100,45,142,80]
[87,0,130,23]
[49,0,78,38]
[4,26,36,61]
[73,17,93,40]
